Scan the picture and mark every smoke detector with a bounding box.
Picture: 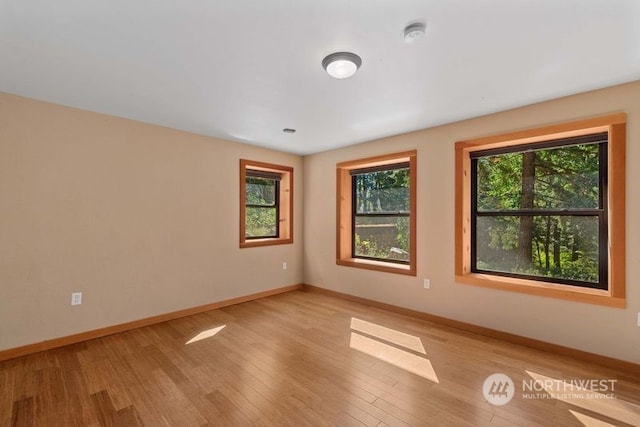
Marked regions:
[403,22,426,43]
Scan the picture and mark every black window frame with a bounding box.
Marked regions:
[350,162,411,265]
[470,132,608,290]
[244,170,281,240]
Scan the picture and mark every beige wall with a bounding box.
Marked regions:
[303,81,640,364]
[3,81,639,363]
[0,92,303,351]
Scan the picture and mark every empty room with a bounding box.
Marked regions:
[1,1,640,426]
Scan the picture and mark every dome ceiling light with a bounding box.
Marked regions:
[322,52,362,79]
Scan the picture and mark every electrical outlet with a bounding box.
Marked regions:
[637,312,640,327]
[423,279,430,289]
[71,292,82,305]
[282,262,287,270]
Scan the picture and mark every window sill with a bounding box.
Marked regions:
[241,237,293,248]
[337,258,416,276]
[456,273,625,308]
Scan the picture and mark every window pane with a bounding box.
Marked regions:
[355,168,409,213]
[355,216,410,262]
[476,144,600,211]
[245,207,277,238]
[246,177,276,206]
[475,215,600,284]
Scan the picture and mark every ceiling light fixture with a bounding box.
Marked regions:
[322,52,362,79]
[403,22,426,43]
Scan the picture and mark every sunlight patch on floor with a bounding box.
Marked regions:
[350,317,426,354]
[186,325,226,345]
[349,318,438,383]
[569,410,619,427]
[525,371,640,426]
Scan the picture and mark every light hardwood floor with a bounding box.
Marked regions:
[1,290,639,426]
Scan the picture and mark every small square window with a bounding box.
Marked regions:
[245,172,280,239]
[240,160,293,248]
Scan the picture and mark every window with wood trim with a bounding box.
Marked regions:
[245,170,280,239]
[455,114,626,307]
[337,151,417,276]
[240,159,293,248]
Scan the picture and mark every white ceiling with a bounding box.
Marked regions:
[1,1,639,155]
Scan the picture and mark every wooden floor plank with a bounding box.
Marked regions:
[1,290,639,426]
[90,390,118,427]
[10,396,34,427]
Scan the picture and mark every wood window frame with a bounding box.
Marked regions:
[337,151,417,276]
[240,159,293,248]
[455,114,626,307]
[244,170,281,240]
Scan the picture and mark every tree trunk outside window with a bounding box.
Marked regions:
[518,151,535,269]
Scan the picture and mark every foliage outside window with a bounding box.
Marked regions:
[240,160,293,248]
[337,151,416,276]
[455,114,626,307]
[352,163,410,264]
[245,171,280,239]
[472,133,607,289]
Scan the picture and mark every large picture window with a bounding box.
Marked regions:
[240,160,293,248]
[337,151,416,276]
[472,133,607,289]
[455,114,626,307]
